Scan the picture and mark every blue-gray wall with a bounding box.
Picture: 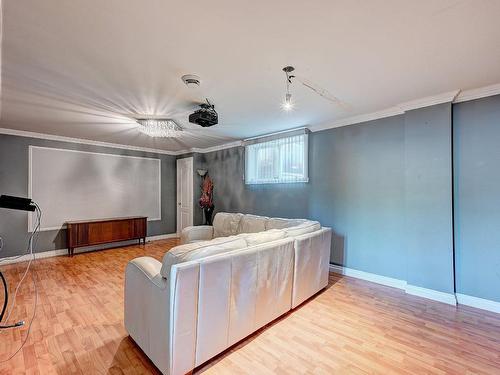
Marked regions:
[308,116,406,281]
[454,95,500,302]
[196,100,500,299]
[0,134,177,257]
[404,104,454,293]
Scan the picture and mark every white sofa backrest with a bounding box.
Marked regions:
[237,214,269,234]
[266,217,306,230]
[283,220,321,237]
[212,212,243,237]
[208,212,321,241]
[160,235,247,279]
[237,228,285,246]
[169,237,295,371]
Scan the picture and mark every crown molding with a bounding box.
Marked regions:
[0,127,183,155]
[0,127,243,155]
[188,140,243,154]
[309,106,404,133]
[311,88,465,134]
[243,127,309,142]
[453,83,500,103]
[398,89,460,112]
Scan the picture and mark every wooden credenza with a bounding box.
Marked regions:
[66,216,147,256]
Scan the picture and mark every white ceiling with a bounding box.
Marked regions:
[1,0,500,152]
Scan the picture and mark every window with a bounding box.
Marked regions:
[245,131,308,184]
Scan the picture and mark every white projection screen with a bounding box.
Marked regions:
[29,146,161,231]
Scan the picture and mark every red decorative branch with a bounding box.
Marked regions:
[199,175,214,209]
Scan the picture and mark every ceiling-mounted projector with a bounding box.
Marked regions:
[189,100,218,127]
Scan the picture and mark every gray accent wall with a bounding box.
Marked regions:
[404,104,454,293]
[454,95,500,303]
[0,134,176,257]
[308,116,406,280]
[193,103,458,294]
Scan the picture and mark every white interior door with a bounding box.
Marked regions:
[177,157,193,234]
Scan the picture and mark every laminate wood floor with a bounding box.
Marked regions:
[0,239,499,374]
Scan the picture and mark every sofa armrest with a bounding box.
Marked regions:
[127,256,166,288]
[125,257,170,374]
[180,225,214,244]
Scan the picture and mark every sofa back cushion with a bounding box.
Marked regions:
[213,213,243,238]
[160,236,247,279]
[283,220,321,237]
[266,217,307,230]
[238,229,285,246]
[237,214,269,234]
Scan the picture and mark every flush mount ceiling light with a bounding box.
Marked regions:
[136,119,183,138]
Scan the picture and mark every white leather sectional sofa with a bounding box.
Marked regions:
[124,212,331,375]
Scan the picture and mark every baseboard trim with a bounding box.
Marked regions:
[404,284,457,306]
[456,293,500,314]
[329,264,457,306]
[0,249,69,265]
[0,233,178,265]
[147,233,178,241]
[329,264,407,290]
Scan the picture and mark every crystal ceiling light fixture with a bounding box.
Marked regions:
[136,119,183,138]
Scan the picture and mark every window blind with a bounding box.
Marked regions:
[244,130,308,184]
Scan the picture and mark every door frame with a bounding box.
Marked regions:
[176,157,194,235]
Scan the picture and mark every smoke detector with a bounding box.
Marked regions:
[181,74,201,87]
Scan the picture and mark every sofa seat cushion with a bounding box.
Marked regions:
[266,217,307,230]
[237,214,269,234]
[283,221,321,237]
[238,229,285,246]
[160,236,247,279]
[213,213,244,238]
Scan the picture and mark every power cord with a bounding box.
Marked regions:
[0,271,8,323]
[0,203,40,361]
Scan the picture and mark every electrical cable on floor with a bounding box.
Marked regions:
[0,275,37,361]
[2,205,40,323]
[0,204,40,361]
[0,272,8,323]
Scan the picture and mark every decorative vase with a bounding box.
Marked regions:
[204,206,215,225]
